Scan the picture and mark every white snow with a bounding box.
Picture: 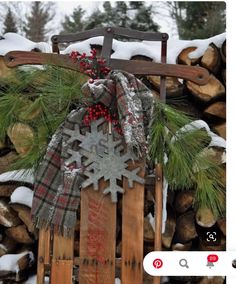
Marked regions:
[0,251,34,273]
[0,169,34,184]
[0,33,51,56]
[171,120,226,149]
[62,32,226,64]
[10,186,34,208]
[25,275,49,284]
[0,32,225,65]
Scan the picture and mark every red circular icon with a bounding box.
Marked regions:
[207,254,219,263]
[153,258,163,269]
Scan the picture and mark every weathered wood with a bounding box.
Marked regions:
[51,260,74,284]
[197,276,225,284]
[214,123,226,140]
[220,39,226,64]
[175,211,198,243]
[17,252,34,271]
[51,26,166,45]
[37,229,51,284]
[0,184,17,197]
[79,179,116,284]
[198,147,226,165]
[51,232,74,284]
[221,68,226,85]
[174,191,194,214]
[177,46,199,65]
[131,55,152,61]
[0,56,15,79]
[201,43,222,74]
[217,217,226,236]
[187,74,225,102]
[0,140,5,149]
[147,76,183,97]
[152,164,163,284]
[203,101,226,120]
[162,205,176,249]
[7,123,34,156]
[5,225,34,244]
[144,216,155,242]
[0,236,17,256]
[0,199,22,227]
[154,164,163,251]
[4,51,210,85]
[196,207,217,228]
[0,151,18,174]
[11,204,37,236]
[122,162,145,284]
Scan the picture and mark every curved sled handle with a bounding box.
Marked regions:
[4,51,209,85]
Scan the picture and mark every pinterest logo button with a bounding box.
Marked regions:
[153,258,163,269]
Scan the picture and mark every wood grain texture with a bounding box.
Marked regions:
[51,231,74,284]
[153,164,163,284]
[4,51,209,85]
[79,179,116,284]
[51,259,73,284]
[37,229,51,284]
[121,162,145,284]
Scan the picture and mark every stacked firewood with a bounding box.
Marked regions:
[0,39,226,284]
[0,169,37,282]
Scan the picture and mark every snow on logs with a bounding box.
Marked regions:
[0,167,35,281]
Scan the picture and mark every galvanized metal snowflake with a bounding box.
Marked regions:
[80,125,144,202]
[63,117,107,168]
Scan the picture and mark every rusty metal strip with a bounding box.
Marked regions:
[4,51,209,85]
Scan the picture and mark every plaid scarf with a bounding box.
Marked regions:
[31,70,153,237]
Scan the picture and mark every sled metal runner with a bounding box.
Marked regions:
[4,27,210,284]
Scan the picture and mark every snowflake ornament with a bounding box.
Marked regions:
[80,122,144,202]
[63,118,107,168]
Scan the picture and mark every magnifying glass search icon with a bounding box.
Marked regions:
[179,258,189,269]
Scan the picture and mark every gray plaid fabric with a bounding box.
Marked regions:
[31,71,153,237]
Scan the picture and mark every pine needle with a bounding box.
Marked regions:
[0,66,89,170]
[149,100,225,217]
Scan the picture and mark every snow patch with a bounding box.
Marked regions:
[25,275,49,284]
[62,33,226,64]
[0,32,225,65]
[0,33,51,56]
[10,186,34,208]
[0,169,34,184]
[0,251,34,273]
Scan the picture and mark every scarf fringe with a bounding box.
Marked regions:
[32,216,74,238]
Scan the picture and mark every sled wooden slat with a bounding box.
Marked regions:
[153,164,163,284]
[51,232,74,284]
[51,259,73,284]
[52,232,74,259]
[79,179,116,284]
[121,162,145,284]
[37,228,51,284]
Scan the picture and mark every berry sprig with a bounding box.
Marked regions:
[69,49,110,80]
[83,103,122,135]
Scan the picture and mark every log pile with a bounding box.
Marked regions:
[0,38,226,284]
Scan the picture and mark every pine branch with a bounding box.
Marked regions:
[149,100,225,217]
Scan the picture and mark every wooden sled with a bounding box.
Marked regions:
[4,27,209,284]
